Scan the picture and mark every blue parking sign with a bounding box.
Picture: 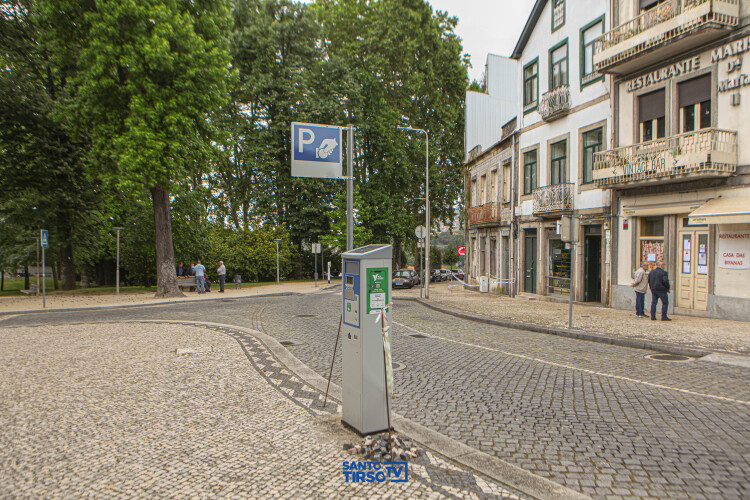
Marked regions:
[40,229,49,247]
[291,122,343,178]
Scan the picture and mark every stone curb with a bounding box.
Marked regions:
[0,291,302,317]
[138,319,589,500]
[395,297,712,358]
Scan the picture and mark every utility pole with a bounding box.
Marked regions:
[114,227,124,293]
[346,125,354,251]
[35,236,40,296]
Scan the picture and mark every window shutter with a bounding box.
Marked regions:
[678,74,711,108]
[639,89,665,123]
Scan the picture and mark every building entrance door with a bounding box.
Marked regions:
[524,229,537,294]
[677,221,709,311]
[584,226,602,302]
[502,236,510,293]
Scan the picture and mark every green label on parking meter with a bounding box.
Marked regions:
[367,267,389,314]
[347,302,351,312]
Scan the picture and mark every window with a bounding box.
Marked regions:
[550,140,567,185]
[552,0,565,31]
[490,170,497,202]
[639,216,664,271]
[580,17,604,87]
[471,178,477,207]
[582,128,603,184]
[550,41,568,90]
[502,163,511,203]
[640,0,668,13]
[523,59,539,112]
[679,75,711,133]
[638,89,665,142]
[480,174,487,204]
[523,150,538,195]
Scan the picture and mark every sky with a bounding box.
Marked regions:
[427,0,537,82]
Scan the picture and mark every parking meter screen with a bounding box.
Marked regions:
[345,261,359,275]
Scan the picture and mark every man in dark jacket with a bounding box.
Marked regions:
[648,260,671,321]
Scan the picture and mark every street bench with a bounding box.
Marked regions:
[177,276,196,291]
[20,283,38,296]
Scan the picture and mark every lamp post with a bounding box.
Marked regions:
[274,239,281,285]
[397,126,430,299]
[114,227,124,294]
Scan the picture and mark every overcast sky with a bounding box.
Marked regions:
[427,0,536,82]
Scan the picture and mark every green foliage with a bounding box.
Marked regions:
[442,246,459,267]
[205,227,297,283]
[430,246,442,270]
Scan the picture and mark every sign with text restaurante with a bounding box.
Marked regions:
[626,36,750,94]
[718,230,750,270]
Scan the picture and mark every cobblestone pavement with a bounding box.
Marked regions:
[3,291,750,499]
[0,321,525,499]
[398,282,750,354]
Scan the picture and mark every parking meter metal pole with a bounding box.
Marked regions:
[341,244,393,435]
[346,125,354,251]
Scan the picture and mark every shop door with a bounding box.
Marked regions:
[584,229,602,302]
[502,236,510,292]
[677,230,709,310]
[489,238,497,278]
[524,230,537,294]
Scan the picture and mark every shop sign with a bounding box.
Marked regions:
[626,56,701,92]
[718,231,750,270]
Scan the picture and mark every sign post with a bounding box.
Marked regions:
[561,216,579,329]
[312,243,322,287]
[40,230,48,308]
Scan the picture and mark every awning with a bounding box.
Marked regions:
[689,197,750,224]
[622,201,704,217]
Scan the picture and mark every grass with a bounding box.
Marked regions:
[0,277,338,297]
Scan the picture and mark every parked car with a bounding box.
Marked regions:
[450,268,465,281]
[430,270,442,282]
[438,269,451,281]
[392,269,416,289]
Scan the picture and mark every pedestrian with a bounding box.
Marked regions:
[193,260,207,294]
[217,261,226,293]
[631,261,649,318]
[176,262,185,277]
[189,263,195,276]
[648,260,671,321]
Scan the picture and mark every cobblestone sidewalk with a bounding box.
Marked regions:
[397,283,750,354]
[0,321,525,498]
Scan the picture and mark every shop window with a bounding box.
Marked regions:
[548,237,571,296]
[679,74,711,133]
[550,41,568,90]
[638,89,665,142]
[523,59,539,112]
[550,140,567,185]
[582,128,603,184]
[523,150,538,195]
[580,17,604,87]
[552,0,565,32]
[639,216,664,271]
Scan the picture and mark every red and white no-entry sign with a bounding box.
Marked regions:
[457,246,465,256]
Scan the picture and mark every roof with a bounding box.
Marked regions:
[511,0,547,59]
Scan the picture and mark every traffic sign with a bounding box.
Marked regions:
[40,230,49,248]
[291,122,343,178]
[312,243,322,254]
[457,246,465,256]
[414,225,426,239]
[417,240,425,249]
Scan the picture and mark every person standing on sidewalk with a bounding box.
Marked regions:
[193,260,207,294]
[217,261,226,293]
[648,260,671,321]
[631,261,649,318]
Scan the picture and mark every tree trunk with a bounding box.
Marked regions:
[393,238,402,270]
[53,260,59,290]
[1,269,4,291]
[60,244,76,290]
[24,265,29,289]
[151,183,183,298]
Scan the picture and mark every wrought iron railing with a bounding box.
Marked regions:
[469,202,505,226]
[533,184,574,214]
[538,85,571,122]
[594,0,739,72]
[593,128,737,187]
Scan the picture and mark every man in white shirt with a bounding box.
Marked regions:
[217,261,226,293]
[193,260,207,294]
[631,261,649,318]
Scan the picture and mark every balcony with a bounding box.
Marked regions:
[469,202,507,226]
[533,184,574,215]
[538,85,571,122]
[593,128,737,188]
[594,0,739,75]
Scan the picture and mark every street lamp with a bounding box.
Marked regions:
[274,239,281,285]
[114,227,124,294]
[397,126,430,299]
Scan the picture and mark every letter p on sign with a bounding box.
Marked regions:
[298,128,315,152]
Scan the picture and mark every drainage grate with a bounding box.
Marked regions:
[410,334,430,339]
[646,353,693,362]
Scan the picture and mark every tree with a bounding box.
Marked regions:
[443,247,459,267]
[69,0,232,297]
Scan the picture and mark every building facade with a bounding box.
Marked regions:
[594,0,750,320]
[511,0,613,303]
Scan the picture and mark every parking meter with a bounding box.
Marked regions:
[341,244,393,435]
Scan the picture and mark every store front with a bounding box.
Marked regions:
[583,225,602,302]
[547,235,571,297]
[523,228,537,294]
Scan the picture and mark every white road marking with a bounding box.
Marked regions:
[394,321,750,406]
